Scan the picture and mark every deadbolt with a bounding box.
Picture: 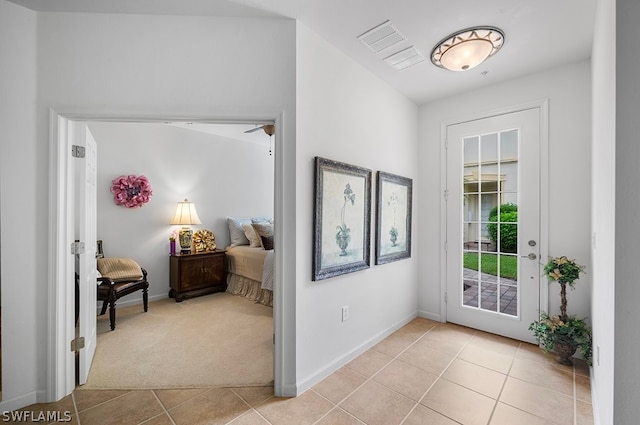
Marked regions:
[528,240,537,247]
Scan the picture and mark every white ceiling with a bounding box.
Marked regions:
[167,122,273,147]
[8,0,598,105]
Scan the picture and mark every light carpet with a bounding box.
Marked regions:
[82,292,273,389]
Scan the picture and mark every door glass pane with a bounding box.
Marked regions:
[461,129,519,317]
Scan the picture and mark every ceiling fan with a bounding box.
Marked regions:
[244,124,275,155]
[244,124,275,136]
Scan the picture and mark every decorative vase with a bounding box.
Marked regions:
[178,227,193,253]
[553,340,577,365]
[390,228,398,246]
[170,240,176,255]
[336,232,350,256]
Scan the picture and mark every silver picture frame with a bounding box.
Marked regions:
[313,157,372,281]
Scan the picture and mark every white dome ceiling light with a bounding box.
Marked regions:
[431,26,505,72]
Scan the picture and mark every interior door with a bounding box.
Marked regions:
[445,108,540,342]
[77,123,98,385]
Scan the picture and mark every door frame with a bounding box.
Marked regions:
[439,99,550,332]
[47,108,287,401]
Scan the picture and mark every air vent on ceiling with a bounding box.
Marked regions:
[357,20,406,53]
[384,46,425,71]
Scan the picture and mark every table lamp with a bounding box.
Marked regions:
[170,198,202,253]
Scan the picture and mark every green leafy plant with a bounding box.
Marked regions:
[389,227,398,246]
[336,183,355,255]
[543,256,585,318]
[529,312,592,366]
[388,192,399,246]
[488,202,518,219]
[529,255,592,365]
[486,203,518,253]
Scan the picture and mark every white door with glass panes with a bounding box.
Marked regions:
[445,107,542,342]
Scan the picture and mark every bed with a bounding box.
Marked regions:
[225,217,274,306]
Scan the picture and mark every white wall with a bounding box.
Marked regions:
[0,8,296,409]
[295,24,419,392]
[591,0,615,423]
[418,61,592,322]
[614,0,640,423]
[0,0,39,410]
[87,121,274,303]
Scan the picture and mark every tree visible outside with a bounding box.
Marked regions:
[486,203,518,253]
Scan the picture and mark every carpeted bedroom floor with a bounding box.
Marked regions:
[81,292,273,389]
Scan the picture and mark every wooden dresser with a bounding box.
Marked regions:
[169,250,227,302]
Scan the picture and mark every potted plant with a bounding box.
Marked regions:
[336,183,356,256]
[529,256,592,366]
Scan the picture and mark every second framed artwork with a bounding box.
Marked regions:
[375,171,413,265]
[313,157,372,281]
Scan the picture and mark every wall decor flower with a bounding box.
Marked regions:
[110,175,153,208]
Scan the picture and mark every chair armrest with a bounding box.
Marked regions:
[141,268,148,280]
[97,276,115,287]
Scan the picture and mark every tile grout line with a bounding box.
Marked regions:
[311,320,442,425]
[307,396,367,425]
[399,328,479,425]
[71,391,81,425]
[227,388,275,425]
[484,341,520,425]
[72,389,134,414]
[142,390,176,425]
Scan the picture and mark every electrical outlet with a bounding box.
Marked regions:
[341,305,349,322]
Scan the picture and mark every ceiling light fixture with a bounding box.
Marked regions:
[430,26,504,72]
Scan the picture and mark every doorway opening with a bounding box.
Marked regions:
[49,111,285,401]
[82,120,275,389]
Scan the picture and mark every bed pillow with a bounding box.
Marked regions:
[97,257,143,282]
[252,222,274,250]
[251,217,273,224]
[242,223,262,248]
[226,217,252,247]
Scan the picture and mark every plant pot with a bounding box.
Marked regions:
[336,232,350,256]
[553,340,577,365]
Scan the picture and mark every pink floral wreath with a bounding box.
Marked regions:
[111,175,152,208]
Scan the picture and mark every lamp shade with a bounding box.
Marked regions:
[170,199,202,226]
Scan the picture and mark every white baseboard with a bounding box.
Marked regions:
[295,312,418,395]
[0,390,40,414]
[417,309,442,322]
[95,292,168,314]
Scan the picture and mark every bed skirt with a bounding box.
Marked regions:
[226,272,273,307]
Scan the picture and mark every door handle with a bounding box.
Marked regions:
[521,253,537,260]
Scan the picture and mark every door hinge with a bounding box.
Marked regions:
[444,292,448,303]
[443,189,449,201]
[70,337,85,352]
[273,334,275,345]
[71,241,85,255]
[444,241,448,252]
[71,145,85,158]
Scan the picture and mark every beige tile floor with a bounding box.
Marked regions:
[13,318,593,425]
